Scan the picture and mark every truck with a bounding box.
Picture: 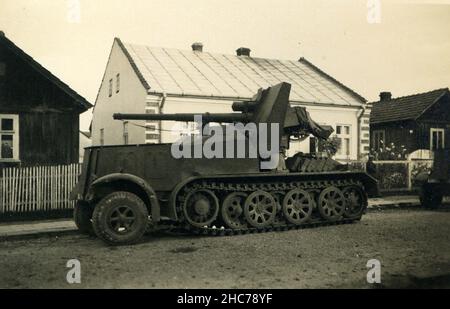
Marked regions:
[71,82,379,245]
[417,149,450,209]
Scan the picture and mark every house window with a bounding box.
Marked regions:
[100,129,105,146]
[146,108,156,114]
[430,128,445,150]
[123,122,129,145]
[145,123,159,144]
[146,133,160,140]
[336,125,351,158]
[146,101,159,107]
[108,79,113,97]
[372,130,385,151]
[0,114,19,161]
[116,74,120,93]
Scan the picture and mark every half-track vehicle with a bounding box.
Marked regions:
[71,82,379,245]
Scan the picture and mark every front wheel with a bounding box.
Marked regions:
[92,191,149,245]
[419,185,443,209]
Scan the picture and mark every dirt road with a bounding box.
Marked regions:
[1,208,449,288]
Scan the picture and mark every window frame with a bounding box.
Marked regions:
[372,129,385,151]
[430,128,445,151]
[145,122,159,144]
[335,124,352,159]
[108,79,113,97]
[116,73,120,94]
[0,114,20,161]
[123,121,129,145]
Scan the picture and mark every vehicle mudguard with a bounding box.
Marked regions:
[89,173,161,222]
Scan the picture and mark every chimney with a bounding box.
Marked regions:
[191,42,203,52]
[0,31,5,37]
[379,92,392,102]
[236,47,251,57]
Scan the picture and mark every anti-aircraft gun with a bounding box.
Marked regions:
[73,82,379,245]
[113,83,334,165]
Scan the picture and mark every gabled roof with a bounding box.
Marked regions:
[0,33,92,112]
[116,38,366,106]
[370,88,450,124]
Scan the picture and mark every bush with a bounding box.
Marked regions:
[372,163,408,190]
[370,141,408,161]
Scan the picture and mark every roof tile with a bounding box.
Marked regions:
[370,88,449,124]
[118,38,366,105]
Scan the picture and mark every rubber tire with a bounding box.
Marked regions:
[419,185,443,209]
[73,202,95,236]
[92,191,149,245]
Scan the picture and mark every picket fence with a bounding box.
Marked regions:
[370,159,434,192]
[0,164,82,215]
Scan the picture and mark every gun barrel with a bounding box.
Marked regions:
[113,113,251,123]
[232,101,258,112]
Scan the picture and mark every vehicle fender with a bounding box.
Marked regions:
[89,173,160,222]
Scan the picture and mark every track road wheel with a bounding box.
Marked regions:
[419,185,443,209]
[221,192,247,229]
[282,189,313,225]
[244,191,277,228]
[73,201,95,236]
[318,186,345,221]
[183,189,219,228]
[343,186,367,219]
[92,192,149,245]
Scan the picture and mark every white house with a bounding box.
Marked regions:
[79,130,91,162]
[92,38,371,161]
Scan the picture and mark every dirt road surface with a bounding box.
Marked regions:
[1,209,449,289]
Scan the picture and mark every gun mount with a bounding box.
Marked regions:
[113,82,334,145]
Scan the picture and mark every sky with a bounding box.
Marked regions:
[1,0,449,130]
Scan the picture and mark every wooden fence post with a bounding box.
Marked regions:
[407,159,413,191]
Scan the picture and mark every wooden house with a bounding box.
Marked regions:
[370,88,450,154]
[0,32,92,167]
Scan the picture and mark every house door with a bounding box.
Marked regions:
[430,128,445,150]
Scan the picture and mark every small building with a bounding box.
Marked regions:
[0,32,92,167]
[92,38,370,161]
[79,130,92,163]
[370,88,450,154]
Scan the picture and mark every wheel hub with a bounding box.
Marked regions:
[221,192,247,229]
[318,186,345,221]
[194,199,210,216]
[282,189,313,225]
[343,186,366,218]
[183,189,219,228]
[109,205,136,234]
[244,191,276,228]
